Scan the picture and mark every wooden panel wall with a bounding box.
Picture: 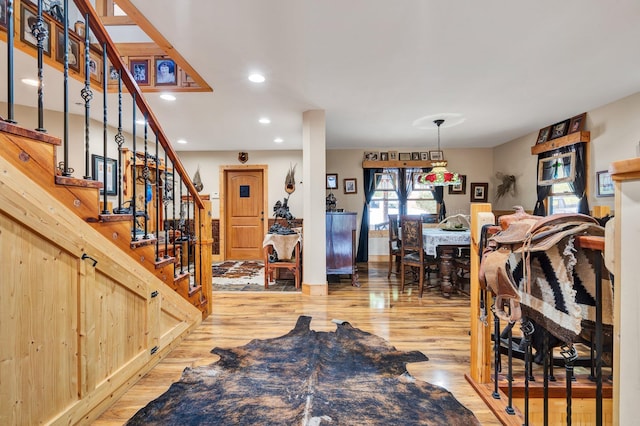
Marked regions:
[0,151,201,425]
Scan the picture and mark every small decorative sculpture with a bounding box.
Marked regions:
[326,192,337,211]
[269,196,296,234]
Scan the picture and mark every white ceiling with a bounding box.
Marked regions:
[7,1,640,153]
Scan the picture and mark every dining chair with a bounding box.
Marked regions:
[387,215,402,278]
[400,215,428,297]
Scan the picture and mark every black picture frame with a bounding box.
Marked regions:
[326,173,338,190]
[92,154,118,196]
[596,170,614,197]
[0,0,8,30]
[470,182,488,202]
[448,174,466,195]
[536,126,551,144]
[20,4,51,56]
[549,119,570,140]
[155,58,177,85]
[88,48,103,85]
[55,27,81,73]
[343,178,357,194]
[568,112,587,134]
[130,58,150,85]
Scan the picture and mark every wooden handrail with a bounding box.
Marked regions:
[73,0,204,209]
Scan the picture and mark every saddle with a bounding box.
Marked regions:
[479,207,610,343]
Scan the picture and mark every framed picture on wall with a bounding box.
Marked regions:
[536,126,551,144]
[92,154,118,196]
[596,170,614,197]
[129,58,150,85]
[549,119,570,140]
[20,4,51,56]
[326,173,338,190]
[344,178,357,194]
[470,182,488,202]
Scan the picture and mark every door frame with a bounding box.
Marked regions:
[218,164,269,261]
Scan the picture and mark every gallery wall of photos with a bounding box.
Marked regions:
[0,0,202,92]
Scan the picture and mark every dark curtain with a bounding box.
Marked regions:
[533,151,553,216]
[431,184,445,221]
[356,168,381,262]
[568,144,589,214]
[396,170,408,216]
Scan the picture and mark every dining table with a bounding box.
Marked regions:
[422,227,471,297]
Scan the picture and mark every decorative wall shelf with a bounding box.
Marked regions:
[362,160,444,169]
[531,131,590,155]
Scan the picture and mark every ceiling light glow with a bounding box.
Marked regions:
[176,139,187,144]
[160,93,176,101]
[274,138,284,143]
[259,117,271,124]
[248,73,265,83]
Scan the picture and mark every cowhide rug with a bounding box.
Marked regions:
[127,316,479,425]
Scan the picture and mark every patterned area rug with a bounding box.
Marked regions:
[212,260,299,292]
[126,316,479,425]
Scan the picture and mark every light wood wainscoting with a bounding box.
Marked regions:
[0,155,201,425]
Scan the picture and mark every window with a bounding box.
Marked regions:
[549,182,579,214]
[369,169,437,230]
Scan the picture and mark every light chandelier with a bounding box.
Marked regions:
[418,119,460,186]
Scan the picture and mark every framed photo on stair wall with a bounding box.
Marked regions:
[0,0,8,30]
[470,182,488,202]
[92,154,118,196]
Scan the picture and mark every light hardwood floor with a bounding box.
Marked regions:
[94,263,500,425]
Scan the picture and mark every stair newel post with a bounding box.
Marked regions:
[81,13,92,179]
[131,94,137,239]
[154,133,160,261]
[34,0,48,132]
[163,150,169,259]
[6,0,16,123]
[101,42,109,214]
[142,115,149,239]
[115,69,125,211]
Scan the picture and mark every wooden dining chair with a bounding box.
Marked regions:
[400,215,428,297]
[387,215,402,278]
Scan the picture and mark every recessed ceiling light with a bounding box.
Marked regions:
[274,138,284,143]
[176,139,187,144]
[248,73,265,83]
[160,93,176,101]
[21,78,39,87]
[259,117,271,124]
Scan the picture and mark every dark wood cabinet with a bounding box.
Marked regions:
[326,212,359,286]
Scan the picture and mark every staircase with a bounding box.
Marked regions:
[1,0,212,423]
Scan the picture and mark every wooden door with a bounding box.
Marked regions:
[224,169,265,259]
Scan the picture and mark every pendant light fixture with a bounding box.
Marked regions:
[418,119,460,186]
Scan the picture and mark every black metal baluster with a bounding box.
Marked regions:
[163,151,169,259]
[561,344,578,426]
[522,319,535,426]
[143,115,149,239]
[492,301,501,400]
[187,191,192,280]
[6,0,16,123]
[544,330,550,426]
[131,95,137,239]
[506,321,515,415]
[155,134,160,261]
[115,70,125,212]
[80,13,92,179]
[101,43,108,214]
[179,176,184,274]
[34,0,48,132]
[62,0,70,170]
[172,162,177,276]
[594,250,603,426]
